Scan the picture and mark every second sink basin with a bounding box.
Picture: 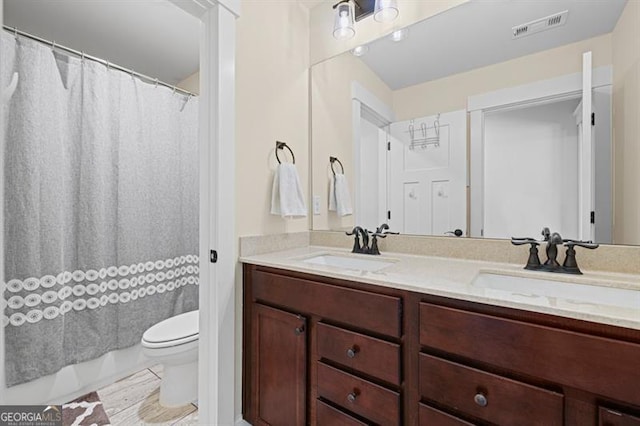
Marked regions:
[302,254,394,272]
[471,272,640,311]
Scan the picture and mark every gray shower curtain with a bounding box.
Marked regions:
[1,33,199,386]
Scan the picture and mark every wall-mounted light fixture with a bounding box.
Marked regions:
[374,0,399,22]
[332,0,399,40]
[333,0,356,40]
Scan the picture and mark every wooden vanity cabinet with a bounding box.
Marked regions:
[243,264,406,426]
[243,263,640,426]
[249,303,307,426]
[417,299,640,426]
[599,407,640,426]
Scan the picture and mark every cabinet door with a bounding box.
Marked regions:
[252,303,307,426]
[600,407,640,426]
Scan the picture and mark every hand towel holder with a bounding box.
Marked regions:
[329,156,344,176]
[276,141,295,164]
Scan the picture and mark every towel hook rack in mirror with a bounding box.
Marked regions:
[276,141,295,164]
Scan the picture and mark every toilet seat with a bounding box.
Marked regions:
[142,310,199,349]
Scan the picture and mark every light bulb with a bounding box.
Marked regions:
[333,2,356,40]
[374,0,399,23]
[389,28,408,42]
[351,45,369,56]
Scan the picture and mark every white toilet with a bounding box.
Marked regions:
[141,310,199,407]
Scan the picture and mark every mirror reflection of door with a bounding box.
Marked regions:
[356,104,389,231]
[388,111,467,236]
[470,53,613,243]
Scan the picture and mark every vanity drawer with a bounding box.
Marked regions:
[419,353,564,425]
[317,400,369,426]
[317,322,400,385]
[419,404,475,426]
[253,270,401,337]
[599,407,640,426]
[419,302,640,405]
[317,362,400,425]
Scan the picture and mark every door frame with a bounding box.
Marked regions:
[468,63,612,238]
[168,2,240,424]
[0,1,241,425]
[351,82,395,228]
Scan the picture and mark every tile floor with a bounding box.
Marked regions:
[96,365,198,425]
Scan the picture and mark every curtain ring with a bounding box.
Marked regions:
[172,86,177,94]
[13,27,18,39]
[154,78,159,88]
[106,61,110,70]
[51,40,56,51]
[80,51,85,63]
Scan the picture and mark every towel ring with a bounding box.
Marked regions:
[276,141,295,164]
[329,156,344,176]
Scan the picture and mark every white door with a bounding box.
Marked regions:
[578,51,595,241]
[387,110,467,235]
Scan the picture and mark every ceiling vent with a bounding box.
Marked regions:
[512,10,568,39]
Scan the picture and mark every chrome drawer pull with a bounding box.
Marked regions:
[294,325,305,336]
[474,393,488,407]
[346,347,358,358]
[347,391,358,403]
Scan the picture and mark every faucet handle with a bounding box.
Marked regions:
[562,240,598,275]
[346,226,359,236]
[563,240,599,250]
[346,227,362,253]
[511,237,542,270]
[511,237,540,246]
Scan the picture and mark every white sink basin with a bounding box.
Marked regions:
[471,272,640,310]
[302,254,394,272]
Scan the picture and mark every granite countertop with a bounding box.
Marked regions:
[240,246,640,330]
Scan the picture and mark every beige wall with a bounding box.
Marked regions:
[612,0,640,245]
[311,53,393,230]
[178,3,310,237]
[235,1,310,237]
[393,33,613,120]
[177,72,199,94]
[309,0,468,65]
[233,0,311,418]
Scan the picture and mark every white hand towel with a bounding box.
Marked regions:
[271,163,307,218]
[329,173,353,217]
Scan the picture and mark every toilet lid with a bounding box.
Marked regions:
[142,310,199,346]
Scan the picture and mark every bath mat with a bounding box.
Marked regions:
[62,391,111,426]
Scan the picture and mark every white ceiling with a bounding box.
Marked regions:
[3,0,200,85]
[358,0,628,90]
[299,0,326,9]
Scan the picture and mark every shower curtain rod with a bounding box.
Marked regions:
[2,25,197,97]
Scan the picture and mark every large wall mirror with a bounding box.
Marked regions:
[311,0,640,246]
